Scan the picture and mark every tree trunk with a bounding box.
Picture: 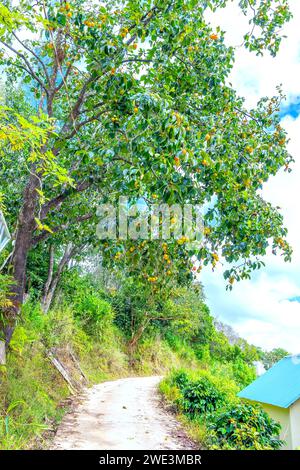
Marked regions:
[0,341,5,365]
[41,244,75,313]
[41,245,55,313]
[41,277,59,314]
[3,172,40,345]
[127,319,150,358]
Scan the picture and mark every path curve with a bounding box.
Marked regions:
[52,376,196,450]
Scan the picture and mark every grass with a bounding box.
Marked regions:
[0,293,256,450]
[0,307,194,449]
[0,302,131,450]
[0,343,69,449]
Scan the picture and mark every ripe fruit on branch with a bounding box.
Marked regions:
[174,156,180,167]
[84,20,95,27]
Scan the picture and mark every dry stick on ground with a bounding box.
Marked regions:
[47,350,79,394]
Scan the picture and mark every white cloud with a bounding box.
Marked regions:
[203,266,300,353]
[207,0,300,107]
[202,1,300,354]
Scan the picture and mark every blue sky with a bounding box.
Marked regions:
[281,100,300,119]
[202,1,300,353]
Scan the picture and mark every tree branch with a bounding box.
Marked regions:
[59,75,96,136]
[31,213,94,246]
[126,6,159,46]
[0,40,49,95]
[63,109,107,140]
[55,63,73,93]
[40,180,92,220]
[11,31,50,84]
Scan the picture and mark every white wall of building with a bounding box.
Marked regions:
[290,399,300,450]
[262,403,292,450]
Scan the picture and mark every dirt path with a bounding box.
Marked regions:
[52,376,196,450]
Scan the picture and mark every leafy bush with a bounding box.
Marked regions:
[73,292,114,335]
[232,359,256,388]
[179,377,226,418]
[60,272,115,339]
[159,380,182,404]
[208,403,283,450]
[170,369,190,390]
[0,273,13,335]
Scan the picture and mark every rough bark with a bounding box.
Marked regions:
[127,319,151,358]
[4,171,40,345]
[43,244,55,303]
[41,244,75,313]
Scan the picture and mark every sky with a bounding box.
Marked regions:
[202,1,300,353]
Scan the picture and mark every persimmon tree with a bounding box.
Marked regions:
[0,0,293,346]
[112,279,203,354]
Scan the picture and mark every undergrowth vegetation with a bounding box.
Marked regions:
[0,294,128,449]
[160,369,283,450]
[0,270,282,450]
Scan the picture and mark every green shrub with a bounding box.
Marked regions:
[164,332,183,351]
[159,380,182,404]
[179,377,226,418]
[232,359,256,388]
[60,273,115,339]
[73,292,114,337]
[163,367,239,416]
[194,344,211,363]
[170,369,190,390]
[208,403,283,450]
[164,334,199,367]
[208,362,241,403]
[60,272,114,334]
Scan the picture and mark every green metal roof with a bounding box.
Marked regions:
[238,355,300,408]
